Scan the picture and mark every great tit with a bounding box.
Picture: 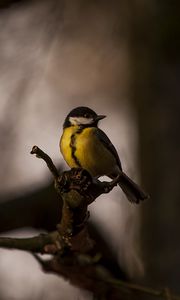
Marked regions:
[60,106,148,203]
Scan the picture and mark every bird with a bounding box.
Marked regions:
[60,106,148,203]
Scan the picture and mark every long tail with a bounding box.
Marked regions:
[112,172,149,204]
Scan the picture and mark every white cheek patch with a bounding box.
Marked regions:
[69,117,94,125]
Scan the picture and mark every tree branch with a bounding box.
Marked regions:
[31,145,59,179]
[1,145,164,299]
[0,231,59,253]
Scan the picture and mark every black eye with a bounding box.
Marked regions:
[84,113,90,118]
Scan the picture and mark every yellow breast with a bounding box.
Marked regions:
[60,126,117,177]
[60,126,80,168]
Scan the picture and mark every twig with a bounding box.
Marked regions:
[31,145,59,179]
[0,232,59,253]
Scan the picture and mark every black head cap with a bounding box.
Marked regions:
[63,106,106,128]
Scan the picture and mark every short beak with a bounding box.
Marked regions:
[95,115,106,121]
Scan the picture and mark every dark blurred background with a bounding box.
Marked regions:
[0,0,179,299]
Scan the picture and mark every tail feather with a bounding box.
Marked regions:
[116,172,149,204]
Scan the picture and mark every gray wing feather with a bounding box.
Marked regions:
[95,129,122,171]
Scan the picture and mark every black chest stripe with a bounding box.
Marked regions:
[70,127,84,167]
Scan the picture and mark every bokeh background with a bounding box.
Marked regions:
[0,0,179,299]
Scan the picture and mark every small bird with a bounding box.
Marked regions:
[60,106,148,203]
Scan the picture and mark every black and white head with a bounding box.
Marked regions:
[63,106,106,128]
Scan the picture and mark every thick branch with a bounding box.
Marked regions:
[30,146,120,242]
